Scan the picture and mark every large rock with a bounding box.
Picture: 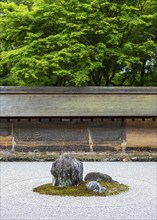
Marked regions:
[86,181,106,193]
[84,172,117,183]
[50,154,83,187]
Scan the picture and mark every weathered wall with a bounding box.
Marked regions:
[0,118,156,152]
[0,122,12,151]
[126,119,157,151]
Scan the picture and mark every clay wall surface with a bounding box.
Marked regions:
[0,119,156,152]
[126,119,157,151]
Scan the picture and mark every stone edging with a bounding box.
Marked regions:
[0,151,157,162]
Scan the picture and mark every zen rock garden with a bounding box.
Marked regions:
[33,154,129,196]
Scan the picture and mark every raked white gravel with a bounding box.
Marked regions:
[1,162,157,220]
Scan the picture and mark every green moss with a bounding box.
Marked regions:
[33,181,129,197]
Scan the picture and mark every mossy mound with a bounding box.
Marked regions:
[33,181,129,197]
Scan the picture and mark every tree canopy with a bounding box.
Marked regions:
[0,0,157,86]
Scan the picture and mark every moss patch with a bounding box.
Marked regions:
[33,181,129,197]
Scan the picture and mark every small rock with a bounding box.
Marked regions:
[109,158,121,162]
[34,149,40,154]
[122,158,129,162]
[86,181,106,193]
[84,172,115,182]
[131,157,138,161]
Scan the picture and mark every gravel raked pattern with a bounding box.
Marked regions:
[1,162,157,220]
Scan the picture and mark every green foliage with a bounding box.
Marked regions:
[0,0,157,86]
[33,181,129,197]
